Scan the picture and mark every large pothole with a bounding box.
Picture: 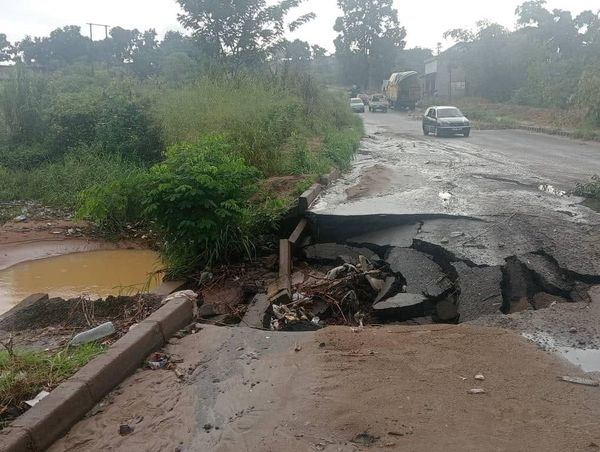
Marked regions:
[267,214,599,329]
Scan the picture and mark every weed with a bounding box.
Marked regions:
[0,343,104,425]
[574,174,600,200]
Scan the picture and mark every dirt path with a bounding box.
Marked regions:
[51,324,600,452]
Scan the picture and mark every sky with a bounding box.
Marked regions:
[1,0,599,52]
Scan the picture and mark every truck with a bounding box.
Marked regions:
[384,71,421,110]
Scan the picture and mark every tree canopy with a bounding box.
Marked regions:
[334,0,406,89]
[176,0,314,74]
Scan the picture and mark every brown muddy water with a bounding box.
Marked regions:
[0,249,162,314]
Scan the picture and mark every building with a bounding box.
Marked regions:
[422,43,469,101]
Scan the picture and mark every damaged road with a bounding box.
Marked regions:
[304,111,600,329]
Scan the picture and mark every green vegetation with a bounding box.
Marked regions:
[575,175,600,200]
[0,343,104,425]
[0,1,365,276]
[441,3,600,129]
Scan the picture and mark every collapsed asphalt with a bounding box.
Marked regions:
[306,110,600,330]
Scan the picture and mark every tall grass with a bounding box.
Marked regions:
[150,75,361,176]
[0,146,143,207]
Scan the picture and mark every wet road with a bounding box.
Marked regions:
[371,111,600,187]
[311,110,600,277]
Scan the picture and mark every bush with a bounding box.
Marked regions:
[76,169,148,232]
[574,174,600,200]
[143,136,261,274]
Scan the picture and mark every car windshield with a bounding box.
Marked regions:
[351,99,363,104]
[437,107,463,118]
[372,96,383,101]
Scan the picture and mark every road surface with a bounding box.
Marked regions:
[310,111,600,277]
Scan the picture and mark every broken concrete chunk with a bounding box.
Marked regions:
[452,262,503,322]
[386,248,452,297]
[241,294,270,329]
[302,243,378,265]
[372,293,430,321]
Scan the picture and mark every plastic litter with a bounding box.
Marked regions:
[25,390,50,407]
[69,322,115,346]
[560,376,599,387]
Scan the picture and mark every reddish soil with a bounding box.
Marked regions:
[50,324,600,452]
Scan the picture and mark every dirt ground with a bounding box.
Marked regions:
[51,323,600,452]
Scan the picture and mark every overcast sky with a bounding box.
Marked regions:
[1,0,598,51]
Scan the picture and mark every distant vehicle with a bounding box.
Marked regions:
[350,98,365,113]
[422,106,471,137]
[369,94,388,113]
[357,93,370,105]
[384,71,421,110]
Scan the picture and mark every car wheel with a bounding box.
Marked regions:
[463,130,470,137]
[423,127,429,136]
[435,127,442,137]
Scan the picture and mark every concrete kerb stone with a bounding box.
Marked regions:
[298,183,322,213]
[145,295,195,339]
[0,427,34,452]
[71,320,164,402]
[3,292,196,452]
[11,380,94,451]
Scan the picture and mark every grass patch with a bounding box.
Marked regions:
[0,343,104,426]
[0,148,143,208]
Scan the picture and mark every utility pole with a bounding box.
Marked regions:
[86,22,111,75]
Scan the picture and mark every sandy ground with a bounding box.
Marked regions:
[51,323,600,452]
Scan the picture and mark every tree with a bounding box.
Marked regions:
[0,34,13,62]
[130,29,161,78]
[176,0,314,74]
[334,0,406,89]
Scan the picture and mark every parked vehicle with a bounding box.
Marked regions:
[350,97,365,113]
[357,93,370,106]
[384,71,421,110]
[369,94,388,113]
[422,106,471,137]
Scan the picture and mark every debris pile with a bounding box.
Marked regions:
[267,244,461,330]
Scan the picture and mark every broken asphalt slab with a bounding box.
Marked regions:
[385,247,453,297]
[452,262,503,322]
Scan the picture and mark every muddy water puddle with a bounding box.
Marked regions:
[0,249,162,314]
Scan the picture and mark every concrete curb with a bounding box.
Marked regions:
[1,292,196,452]
[298,183,322,213]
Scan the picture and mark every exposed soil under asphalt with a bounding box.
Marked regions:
[51,324,600,452]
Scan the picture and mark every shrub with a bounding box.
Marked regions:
[77,169,148,232]
[143,136,261,274]
[95,91,163,162]
[574,174,600,200]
